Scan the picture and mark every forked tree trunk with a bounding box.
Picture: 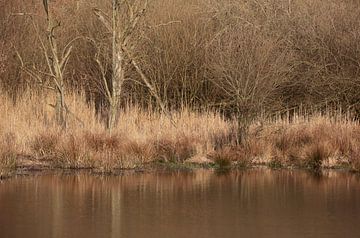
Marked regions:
[108,50,125,132]
[49,19,68,129]
[107,1,125,133]
[14,1,74,130]
[236,115,249,145]
[235,100,250,145]
[94,0,152,133]
[55,88,67,128]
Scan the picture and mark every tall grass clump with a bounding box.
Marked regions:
[209,146,249,169]
[0,90,360,171]
[304,143,330,171]
[0,133,17,165]
[0,90,231,171]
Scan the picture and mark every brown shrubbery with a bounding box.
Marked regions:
[0,133,17,169]
[0,92,359,172]
[1,0,360,172]
[0,92,230,171]
[242,115,360,170]
[1,0,360,115]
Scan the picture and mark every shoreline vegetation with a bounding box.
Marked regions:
[1,0,360,178]
[1,92,359,179]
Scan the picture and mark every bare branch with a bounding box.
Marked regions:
[93,8,112,31]
[123,46,174,124]
[60,46,72,70]
[149,21,181,29]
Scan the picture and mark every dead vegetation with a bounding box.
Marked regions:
[0,92,359,173]
[2,0,360,116]
[244,115,360,170]
[0,92,229,171]
[1,0,360,173]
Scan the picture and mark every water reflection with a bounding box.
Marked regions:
[0,169,359,238]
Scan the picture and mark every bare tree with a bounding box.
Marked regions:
[207,26,291,144]
[92,0,145,133]
[14,1,78,128]
[93,0,172,133]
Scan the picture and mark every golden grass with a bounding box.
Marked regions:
[246,115,360,170]
[0,91,360,172]
[0,91,230,171]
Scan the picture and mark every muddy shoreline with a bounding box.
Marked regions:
[1,155,355,181]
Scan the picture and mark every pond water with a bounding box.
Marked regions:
[0,169,359,238]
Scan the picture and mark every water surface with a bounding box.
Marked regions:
[0,169,359,238]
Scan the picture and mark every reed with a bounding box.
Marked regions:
[1,91,359,172]
[0,91,229,170]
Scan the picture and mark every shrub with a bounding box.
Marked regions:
[31,132,60,157]
[209,146,248,168]
[153,138,196,163]
[84,132,122,152]
[0,133,17,169]
[305,143,330,171]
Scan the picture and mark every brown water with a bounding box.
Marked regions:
[0,169,359,238]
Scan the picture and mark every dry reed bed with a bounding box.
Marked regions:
[0,92,230,172]
[245,116,360,171]
[0,92,360,174]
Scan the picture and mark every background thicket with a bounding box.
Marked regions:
[1,0,360,120]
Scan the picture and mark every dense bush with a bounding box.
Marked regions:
[1,0,360,117]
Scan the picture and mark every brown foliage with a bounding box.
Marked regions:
[31,132,60,157]
[2,0,360,172]
[1,0,360,117]
[209,146,249,168]
[153,137,196,163]
[0,132,17,169]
